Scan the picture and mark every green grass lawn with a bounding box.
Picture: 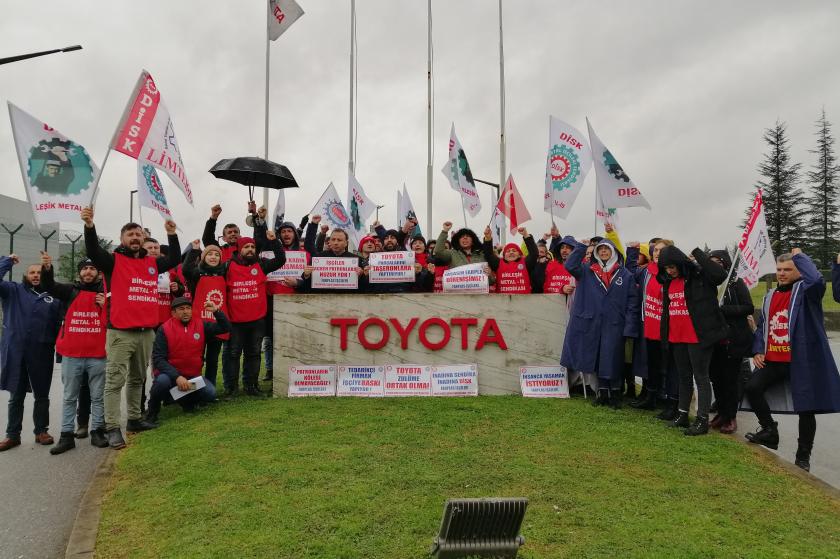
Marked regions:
[97,396,840,559]
[749,280,840,311]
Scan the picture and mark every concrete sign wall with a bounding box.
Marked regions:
[272,294,569,396]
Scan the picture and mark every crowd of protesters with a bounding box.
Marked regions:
[1,202,839,473]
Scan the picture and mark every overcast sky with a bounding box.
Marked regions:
[1,0,839,250]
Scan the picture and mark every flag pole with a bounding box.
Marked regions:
[497,0,506,246]
[718,247,741,304]
[426,0,433,237]
[462,203,468,228]
[263,0,271,209]
[348,0,356,176]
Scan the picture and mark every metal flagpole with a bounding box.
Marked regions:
[348,0,356,176]
[263,0,271,209]
[718,247,741,304]
[498,0,506,245]
[426,0,433,236]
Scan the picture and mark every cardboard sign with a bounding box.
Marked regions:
[369,251,415,283]
[261,250,307,282]
[336,365,385,397]
[311,257,358,290]
[442,263,489,293]
[519,366,569,398]
[288,365,337,397]
[430,364,478,397]
[383,364,431,396]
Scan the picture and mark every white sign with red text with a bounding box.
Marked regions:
[337,365,385,397]
[384,364,431,397]
[369,251,415,283]
[519,366,569,398]
[288,365,336,397]
[430,364,478,397]
[442,263,489,294]
[311,257,358,290]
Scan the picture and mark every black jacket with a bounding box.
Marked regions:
[709,250,754,357]
[657,246,728,348]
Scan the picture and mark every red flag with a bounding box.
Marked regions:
[496,174,531,234]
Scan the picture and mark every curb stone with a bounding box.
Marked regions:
[65,451,117,558]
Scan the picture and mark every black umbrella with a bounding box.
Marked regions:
[209,157,299,201]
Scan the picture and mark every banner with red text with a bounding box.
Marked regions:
[519,365,570,398]
[369,251,415,283]
[384,364,431,396]
[544,116,592,219]
[586,118,650,210]
[442,124,482,217]
[268,0,304,40]
[288,365,336,397]
[337,365,385,397]
[736,189,777,289]
[262,249,307,282]
[112,70,193,204]
[137,162,173,222]
[311,256,359,289]
[430,364,478,397]
[442,263,489,293]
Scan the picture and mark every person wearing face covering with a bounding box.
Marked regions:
[560,238,640,408]
[656,245,728,436]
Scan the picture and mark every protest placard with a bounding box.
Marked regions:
[336,365,385,397]
[288,365,337,397]
[369,251,415,283]
[441,263,489,294]
[311,257,358,290]
[261,250,307,282]
[430,364,478,396]
[519,366,570,398]
[383,364,431,396]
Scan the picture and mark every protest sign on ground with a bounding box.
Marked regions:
[430,364,478,397]
[383,364,431,396]
[288,365,337,397]
[336,365,385,397]
[519,365,570,398]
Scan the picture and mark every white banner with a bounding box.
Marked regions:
[268,0,305,40]
[369,251,415,283]
[430,364,478,397]
[442,124,482,217]
[736,189,777,289]
[311,256,359,290]
[7,102,100,226]
[288,365,336,397]
[399,183,423,239]
[112,71,193,204]
[137,162,174,222]
[586,118,650,210]
[337,365,385,397]
[442,263,489,294]
[348,172,377,241]
[261,250,307,282]
[519,366,570,398]
[272,190,286,229]
[384,364,431,396]
[310,182,359,248]
[544,116,593,219]
[595,187,619,229]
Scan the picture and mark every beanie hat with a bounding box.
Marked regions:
[359,235,377,249]
[384,229,400,239]
[502,243,523,256]
[237,237,256,250]
[201,244,223,262]
[77,258,98,273]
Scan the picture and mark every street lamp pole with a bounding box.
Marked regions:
[0,45,82,66]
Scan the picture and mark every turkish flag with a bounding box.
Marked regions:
[496,174,531,234]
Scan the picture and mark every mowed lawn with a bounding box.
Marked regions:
[97,396,840,559]
[749,280,840,311]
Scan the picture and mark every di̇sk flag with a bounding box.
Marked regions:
[497,174,531,234]
[736,189,776,289]
[442,124,482,217]
[347,172,376,239]
[595,187,619,229]
[544,116,592,219]
[136,162,174,222]
[310,182,359,248]
[268,0,304,40]
[112,70,193,205]
[7,102,100,226]
[586,118,650,210]
[399,183,422,241]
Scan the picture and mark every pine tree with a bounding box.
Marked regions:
[748,121,804,253]
[803,108,839,267]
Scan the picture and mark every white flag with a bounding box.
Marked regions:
[544,116,593,219]
[586,118,650,210]
[347,173,376,238]
[272,190,286,229]
[136,162,174,222]
[489,207,504,247]
[268,0,304,40]
[595,187,619,229]
[7,102,100,226]
[112,71,193,205]
[736,189,777,289]
[442,124,482,217]
[399,184,422,239]
[396,189,403,226]
[310,182,359,248]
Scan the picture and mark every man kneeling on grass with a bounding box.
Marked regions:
[148,297,230,424]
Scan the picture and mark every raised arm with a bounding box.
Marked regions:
[563,241,588,279]
[522,231,538,272]
[482,227,500,271]
[40,254,75,301]
[792,249,825,299]
[0,255,17,298]
[692,247,727,286]
[156,221,181,273]
[259,232,286,274]
[202,205,222,248]
[434,224,453,264]
[81,207,114,276]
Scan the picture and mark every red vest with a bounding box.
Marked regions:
[496,260,531,294]
[56,290,107,358]
[544,260,572,293]
[643,264,663,341]
[226,260,267,323]
[160,317,205,378]
[667,277,698,343]
[157,271,173,326]
[433,264,448,293]
[221,245,236,263]
[765,289,792,362]
[415,252,428,267]
[192,275,230,340]
[110,252,159,329]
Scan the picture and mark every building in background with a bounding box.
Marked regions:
[0,193,62,279]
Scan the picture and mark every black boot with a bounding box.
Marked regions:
[245,384,264,397]
[146,394,162,426]
[90,428,109,448]
[49,432,76,455]
[609,389,623,409]
[74,423,89,439]
[745,421,779,450]
[126,418,158,433]
[631,390,657,410]
[684,416,710,436]
[669,411,690,428]
[656,398,679,421]
[106,428,126,450]
[261,371,273,382]
[794,439,813,472]
[592,389,609,407]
